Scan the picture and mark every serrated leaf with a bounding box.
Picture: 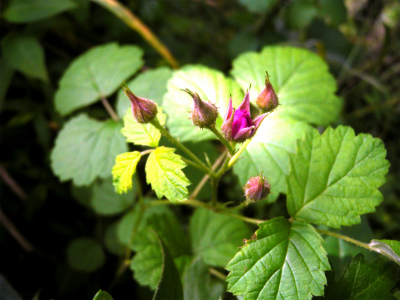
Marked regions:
[146,147,190,202]
[117,67,173,117]
[226,217,330,300]
[287,126,390,228]
[153,234,184,300]
[55,43,143,115]
[163,65,244,142]
[51,114,127,186]
[93,290,113,300]
[92,178,136,215]
[130,210,191,289]
[189,208,250,268]
[320,254,398,300]
[112,151,141,194]
[121,107,166,147]
[1,34,48,81]
[67,238,105,272]
[231,46,342,126]
[233,114,312,202]
[4,0,76,23]
[369,239,400,266]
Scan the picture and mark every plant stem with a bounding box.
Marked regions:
[100,95,119,122]
[228,139,251,168]
[209,267,226,281]
[151,118,214,177]
[91,0,179,69]
[316,228,373,252]
[207,125,235,156]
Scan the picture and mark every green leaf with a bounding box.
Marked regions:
[93,290,113,300]
[233,114,312,202]
[112,151,141,194]
[287,126,390,228]
[226,217,330,300]
[145,147,190,202]
[183,258,225,300]
[67,238,105,272]
[55,43,143,115]
[116,67,173,117]
[4,0,76,23]
[153,234,184,300]
[239,0,278,14]
[369,239,400,266]
[321,254,398,300]
[92,178,136,215]
[104,222,125,256]
[231,46,342,126]
[130,210,191,289]
[285,1,319,29]
[51,114,128,186]
[121,107,166,147]
[163,65,244,142]
[189,208,250,268]
[1,34,48,81]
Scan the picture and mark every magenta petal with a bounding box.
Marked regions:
[237,91,251,112]
[224,98,233,122]
[233,126,255,142]
[253,113,267,129]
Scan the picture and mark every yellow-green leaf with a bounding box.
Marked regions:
[112,151,141,194]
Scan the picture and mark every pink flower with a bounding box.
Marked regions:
[221,92,267,143]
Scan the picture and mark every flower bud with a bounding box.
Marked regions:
[182,89,218,128]
[244,174,271,202]
[122,83,158,123]
[256,72,279,113]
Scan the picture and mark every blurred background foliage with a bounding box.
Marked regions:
[0,0,399,299]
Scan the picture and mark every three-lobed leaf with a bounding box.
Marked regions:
[55,43,143,115]
[121,108,166,147]
[287,126,390,228]
[51,114,127,186]
[145,147,190,202]
[226,217,330,300]
[112,151,141,194]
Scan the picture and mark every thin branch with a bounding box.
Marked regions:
[0,164,27,202]
[91,0,179,69]
[209,267,227,281]
[0,209,34,252]
[100,95,120,122]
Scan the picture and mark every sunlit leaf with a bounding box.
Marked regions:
[112,151,141,194]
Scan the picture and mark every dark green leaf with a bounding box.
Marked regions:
[238,0,278,14]
[67,238,105,272]
[93,290,113,300]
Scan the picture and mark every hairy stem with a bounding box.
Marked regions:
[316,228,373,252]
[151,118,214,177]
[228,139,251,168]
[207,125,235,155]
[91,0,179,69]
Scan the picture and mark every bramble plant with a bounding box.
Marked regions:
[49,42,400,299]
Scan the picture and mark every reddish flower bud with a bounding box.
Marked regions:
[221,92,267,143]
[244,174,271,202]
[256,72,279,113]
[182,89,218,128]
[122,83,157,123]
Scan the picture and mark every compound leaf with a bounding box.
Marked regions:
[112,151,141,194]
[189,208,250,268]
[121,107,166,147]
[51,114,127,186]
[146,147,190,202]
[287,126,389,228]
[226,217,330,300]
[55,43,143,115]
[163,65,244,142]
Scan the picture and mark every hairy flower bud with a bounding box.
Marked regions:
[244,174,271,202]
[256,72,279,113]
[122,83,157,123]
[182,88,218,128]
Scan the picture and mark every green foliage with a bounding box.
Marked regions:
[145,147,190,202]
[67,238,105,273]
[55,43,143,115]
[226,217,330,300]
[238,0,278,14]
[287,126,390,228]
[112,151,141,194]
[121,108,166,147]
[320,255,398,300]
[163,65,244,142]
[370,240,400,266]
[4,0,77,23]
[51,114,127,186]
[189,208,250,268]
[93,290,113,300]
[153,234,184,300]
[1,34,48,81]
